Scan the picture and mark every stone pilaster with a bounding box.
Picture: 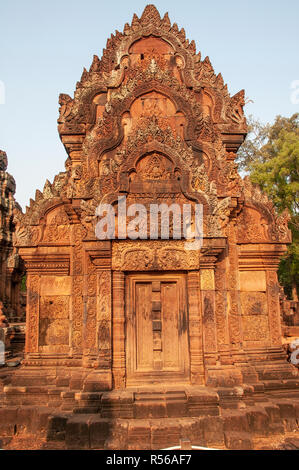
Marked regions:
[266,270,283,347]
[227,222,243,361]
[112,270,126,388]
[25,274,40,354]
[214,248,231,364]
[187,271,204,384]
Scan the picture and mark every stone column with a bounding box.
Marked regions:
[227,222,244,363]
[187,271,204,384]
[266,270,283,347]
[5,271,12,319]
[214,248,231,364]
[25,274,40,354]
[97,270,112,370]
[112,270,126,388]
[13,274,22,321]
[71,225,84,357]
[200,261,217,366]
[83,242,113,390]
[82,252,97,363]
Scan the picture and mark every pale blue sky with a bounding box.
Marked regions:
[1,0,299,209]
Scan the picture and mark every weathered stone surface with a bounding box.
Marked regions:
[10,4,295,388]
[1,3,299,451]
[224,431,253,450]
[0,150,24,328]
[239,271,266,292]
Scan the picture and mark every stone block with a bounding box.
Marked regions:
[89,417,110,449]
[276,400,296,419]
[134,400,166,419]
[222,411,249,432]
[246,407,270,436]
[65,415,91,449]
[127,420,151,450]
[40,276,72,296]
[224,431,253,450]
[46,414,69,442]
[239,271,266,292]
[200,416,224,446]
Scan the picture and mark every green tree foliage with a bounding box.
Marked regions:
[237,113,299,300]
[21,275,26,293]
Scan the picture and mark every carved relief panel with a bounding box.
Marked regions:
[38,276,71,353]
[41,206,70,244]
[112,240,200,271]
[239,271,270,344]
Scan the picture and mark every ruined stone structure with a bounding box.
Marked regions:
[1,6,299,450]
[0,150,24,324]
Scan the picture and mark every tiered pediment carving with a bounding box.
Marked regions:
[13,5,290,249]
[237,177,291,244]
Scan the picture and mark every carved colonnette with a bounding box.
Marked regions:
[200,255,218,365]
[25,274,40,354]
[214,248,231,361]
[85,242,113,371]
[78,241,113,390]
[227,222,243,356]
[112,270,125,388]
[187,271,204,384]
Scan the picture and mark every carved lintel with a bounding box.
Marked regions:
[200,238,226,269]
[238,244,288,271]
[21,254,70,275]
[112,240,200,271]
[85,241,112,270]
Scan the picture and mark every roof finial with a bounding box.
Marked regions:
[140,4,162,25]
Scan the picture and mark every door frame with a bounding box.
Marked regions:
[112,269,204,388]
[125,271,190,386]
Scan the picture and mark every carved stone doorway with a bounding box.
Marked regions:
[125,272,190,386]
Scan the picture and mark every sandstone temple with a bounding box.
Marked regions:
[0,150,25,365]
[0,5,299,450]
[0,150,24,324]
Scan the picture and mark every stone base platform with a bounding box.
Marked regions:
[0,398,299,450]
[1,368,299,450]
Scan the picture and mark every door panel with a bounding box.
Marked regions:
[136,281,153,369]
[126,272,189,385]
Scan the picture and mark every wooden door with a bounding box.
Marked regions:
[126,273,189,386]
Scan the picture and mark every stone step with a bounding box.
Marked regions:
[224,431,253,450]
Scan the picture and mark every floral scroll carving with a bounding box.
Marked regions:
[112,240,200,271]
